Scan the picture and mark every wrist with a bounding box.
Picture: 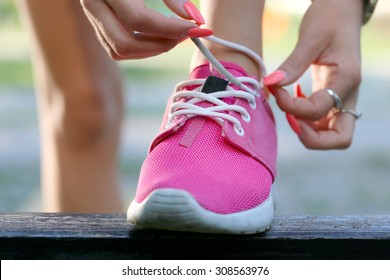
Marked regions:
[311,0,378,24]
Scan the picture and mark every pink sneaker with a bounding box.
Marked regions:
[127,37,277,234]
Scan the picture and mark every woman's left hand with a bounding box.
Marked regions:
[264,0,363,150]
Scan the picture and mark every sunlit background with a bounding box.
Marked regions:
[0,0,389,214]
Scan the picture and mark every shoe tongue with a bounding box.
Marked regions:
[188,61,251,106]
[190,61,249,80]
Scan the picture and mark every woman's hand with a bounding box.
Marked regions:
[80,0,211,59]
[264,0,363,149]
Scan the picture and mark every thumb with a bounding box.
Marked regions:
[264,40,322,87]
[163,0,205,25]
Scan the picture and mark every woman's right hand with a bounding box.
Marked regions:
[80,0,211,59]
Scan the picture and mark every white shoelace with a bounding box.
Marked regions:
[166,36,267,136]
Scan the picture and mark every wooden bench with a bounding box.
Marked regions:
[0,213,389,259]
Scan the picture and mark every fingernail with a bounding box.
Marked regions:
[184,2,205,25]
[294,83,307,98]
[186,28,213,38]
[266,86,277,96]
[286,113,302,136]
[264,70,286,86]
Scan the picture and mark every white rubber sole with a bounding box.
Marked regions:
[127,188,274,234]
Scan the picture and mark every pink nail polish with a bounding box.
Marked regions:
[266,86,277,96]
[295,83,307,98]
[264,70,286,86]
[286,113,302,136]
[184,2,205,25]
[187,28,213,38]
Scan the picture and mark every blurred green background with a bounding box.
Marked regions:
[1,0,390,214]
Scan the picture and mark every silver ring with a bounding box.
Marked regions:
[325,88,343,110]
[340,108,362,120]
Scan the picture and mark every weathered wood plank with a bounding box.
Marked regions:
[0,213,389,259]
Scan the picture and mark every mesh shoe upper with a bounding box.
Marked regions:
[134,61,277,214]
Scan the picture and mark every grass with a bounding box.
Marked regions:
[0,60,33,87]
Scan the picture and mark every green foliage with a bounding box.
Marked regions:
[0,60,33,87]
[0,0,18,24]
[144,0,200,15]
[144,0,171,15]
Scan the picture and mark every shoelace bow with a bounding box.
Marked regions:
[167,36,267,136]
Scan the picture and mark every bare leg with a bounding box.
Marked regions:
[191,0,265,78]
[16,0,123,212]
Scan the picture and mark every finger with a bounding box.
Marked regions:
[82,1,182,59]
[271,73,359,121]
[164,0,205,25]
[269,86,335,121]
[163,0,192,19]
[297,114,356,150]
[286,114,303,136]
[264,37,324,87]
[81,7,122,59]
[311,59,361,107]
[85,15,187,60]
[81,8,112,53]
[285,112,329,137]
[107,0,197,39]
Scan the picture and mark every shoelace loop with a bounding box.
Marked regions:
[167,77,260,136]
[166,36,266,136]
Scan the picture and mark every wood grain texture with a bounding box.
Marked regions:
[0,213,389,259]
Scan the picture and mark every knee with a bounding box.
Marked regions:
[50,80,123,148]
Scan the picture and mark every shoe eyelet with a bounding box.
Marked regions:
[234,124,245,136]
[241,112,251,123]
